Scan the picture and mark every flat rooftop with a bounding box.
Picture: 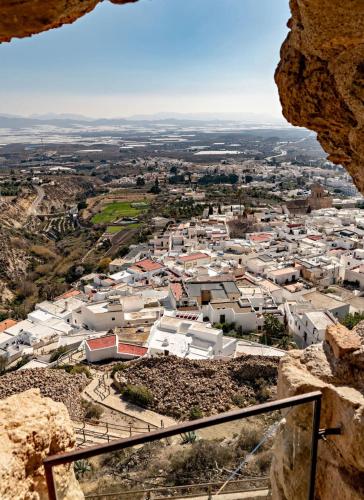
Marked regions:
[210,300,253,313]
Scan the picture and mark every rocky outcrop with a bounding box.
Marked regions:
[0,388,83,500]
[0,0,135,42]
[271,323,364,499]
[276,0,364,193]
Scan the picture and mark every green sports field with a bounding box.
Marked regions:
[92,201,148,224]
[106,223,141,234]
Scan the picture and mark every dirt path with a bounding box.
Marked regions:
[28,185,45,215]
[83,374,176,429]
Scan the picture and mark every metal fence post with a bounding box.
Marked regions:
[308,395,322,500]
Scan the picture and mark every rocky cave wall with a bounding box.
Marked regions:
[0,388,84,500]
[0,0,134,42]
[275,0,364,193]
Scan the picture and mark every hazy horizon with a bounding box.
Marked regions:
[0,0,290,118]
[0,111,288,124]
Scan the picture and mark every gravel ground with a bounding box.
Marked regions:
[115,355,279,420]
[0,368,90,419]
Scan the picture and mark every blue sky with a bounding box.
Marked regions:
[0,0,290,118]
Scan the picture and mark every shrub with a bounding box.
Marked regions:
[70,365,92,379]
[189,406,204,420]
[168,440,233,485]
[122,384,153,408]
[253,450,272,474]
[30,245,57,260]
[71,365,92,378]
[54,364,91,378]
[49,346,69,363]
[236,421,262,453]
[111,363,127,378]
[82,400,103,420]
[254,378,271,403]
[342,312,364,330]
[231,392,246,408]
[97,258,112,273]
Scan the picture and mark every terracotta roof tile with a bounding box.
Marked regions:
[117,343,147,356]
[0,319,17,332]
[134,259,164,272]
[55,289,81,300]
[86,335,116,350]
[179,252,209,262]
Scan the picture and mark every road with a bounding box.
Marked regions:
[265,132,315,162]
[265,144,287,162]
[28,185,45,216]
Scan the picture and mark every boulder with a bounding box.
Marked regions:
[271,324,364,499]
[0,389,83,500]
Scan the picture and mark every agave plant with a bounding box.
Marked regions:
[180,431,197,444]
[74,459,91,479]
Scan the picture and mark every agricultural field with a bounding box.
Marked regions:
[105,223,140,234]
[91,201,149,224]
[24,214,79,241]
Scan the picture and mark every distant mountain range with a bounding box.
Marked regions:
[0,112,289,129]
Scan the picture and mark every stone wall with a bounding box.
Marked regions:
[271,323,364,499]
[0,388,83,500]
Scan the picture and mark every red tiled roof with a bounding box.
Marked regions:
[117,343,147,356]
[249,233,272,242]
[86,335,116,350]
[307,235,322,241]
[55,289,81,300]
[179,252,209,262]
[134,259,164,272]
[0,319,17,332]
[170,282,183,300]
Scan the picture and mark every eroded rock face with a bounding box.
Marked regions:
[276,0,364,192]
[0,0,135,42]
[271,325,364,499]
[0,388,83,500]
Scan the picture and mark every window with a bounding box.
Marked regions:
[112,317,115,321]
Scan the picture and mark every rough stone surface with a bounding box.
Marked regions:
[0,389,83,500]
[0,0,135,42]
[0,368,89,420]
[326,323,362,359]
[115,355,279,419]
[271,324,364,500]
[276,0,364,193]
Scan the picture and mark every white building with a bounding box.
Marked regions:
[85,334,147,363]
[285,302,336,348]
[206,298,257,333]
[147,314,236,360]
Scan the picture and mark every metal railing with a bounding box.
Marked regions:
[44,391,322,500]
[94,372,110,400]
